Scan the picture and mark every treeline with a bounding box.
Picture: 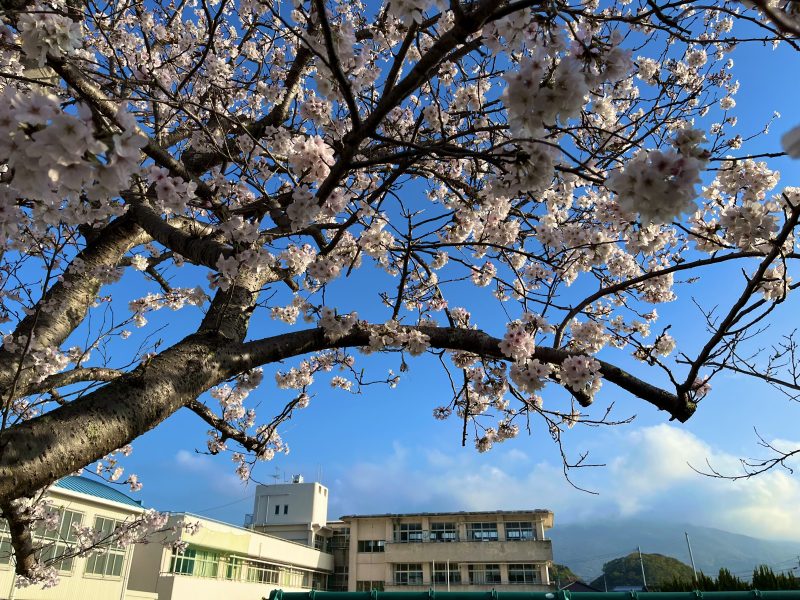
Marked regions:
[661,566,799,591]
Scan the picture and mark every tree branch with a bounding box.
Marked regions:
[0,323,690,505]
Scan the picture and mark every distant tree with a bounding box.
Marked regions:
[659,571,715,592]
[590,552,694,589]
[660,565,797,591]
[717,567,750,591]
[754,565,780,590]
[552,563,580,586]
[753,565,799,590]
[698,572,719,591]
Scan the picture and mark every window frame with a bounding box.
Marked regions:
[505,521,535,541]
[169,546,220,578]
[468,564,501,585]
[0,520,12,568]
[83,516,126,579]
[429,522,458,542]
[432,562,461,584]
[508,563,539,584]
[394,523,423,543]
[356,580,385,591]
[394,563,424,586]
[356,539,385,553]
[37,508,84,574]
[467,522,499,542]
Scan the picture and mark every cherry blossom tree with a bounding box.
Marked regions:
[0,0,799,584]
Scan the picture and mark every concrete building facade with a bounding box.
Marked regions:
[2,477,553,599]
[127,513,334,600]
[247,481,555,593]
[247,481,331,549]
[330,510,554,592]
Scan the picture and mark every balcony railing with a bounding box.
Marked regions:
[389,531,540,543]
[386,578,545,587]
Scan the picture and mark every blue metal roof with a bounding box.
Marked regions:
[54,476,143,508]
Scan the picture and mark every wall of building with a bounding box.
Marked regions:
[128,513,334,600]
[127,530,167,597]
[0,488,145,600]
[343,512,554,593]
[250,483,329,531]
[147,573,315,600]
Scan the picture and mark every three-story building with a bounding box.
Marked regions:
[325,509,554,592]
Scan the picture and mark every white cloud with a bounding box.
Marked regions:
[330,425,800,541]
[173,449,248,496]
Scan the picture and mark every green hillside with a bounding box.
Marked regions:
[551,563,580,585]
[551,520,800,580]
[589,552,694,589]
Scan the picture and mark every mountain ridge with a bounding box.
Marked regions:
[550,520,800,581]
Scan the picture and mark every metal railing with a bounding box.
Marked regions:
[389,531,539,543]
[271,590,800,600]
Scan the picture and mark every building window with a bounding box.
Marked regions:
[313,534,326,550]
[246,561,279,584]
[505,522,535,541]
[84,517,125,578]
[312,572,328,590]
[467,522,498,542]
[225,556,243,580]
[275,505,280,515]
[356,581,385,591]
[280,567,309,588]
[0,520,12,566]
[38,509,83,573]
[169,547,220,578]
[394,563,423,585]
[508,564,539,584]
[430,522,458,542]
[356,539,385,553]
[332,566,349,589]
[284,505,289,515]
[394,523,423,543]
[468,564,501,585]
[433,562,461,584]
[330,529,350,549]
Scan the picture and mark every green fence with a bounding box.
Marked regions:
[269,591,800,600]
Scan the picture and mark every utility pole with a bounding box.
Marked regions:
[686,532,698,581]
[638,546,648,590]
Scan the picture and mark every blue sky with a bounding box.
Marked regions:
[55,13,800,544]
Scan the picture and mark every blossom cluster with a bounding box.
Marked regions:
[318,307,359,341]
[128,288,207,328]
[0,90,144,231]
[288,136,335,184]
[364,321,431,356]
[607,143,707,224]
[17,1,82,66]
[559,355,602,399]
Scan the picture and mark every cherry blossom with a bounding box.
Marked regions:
[1,0,800,584]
